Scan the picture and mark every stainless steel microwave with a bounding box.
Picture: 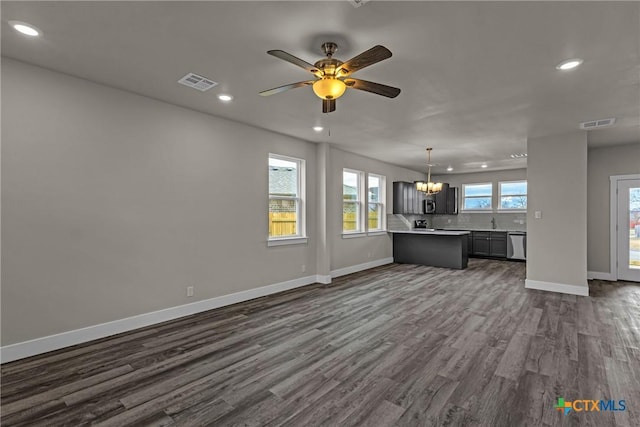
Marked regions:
[424,197,436,214]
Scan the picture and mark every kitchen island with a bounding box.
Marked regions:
[390,229,470,269]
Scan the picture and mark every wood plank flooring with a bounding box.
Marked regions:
[2,259,639,426]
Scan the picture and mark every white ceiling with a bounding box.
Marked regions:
[2,1,639,174]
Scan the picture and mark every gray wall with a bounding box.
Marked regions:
[1,59,322,344]
[328,147,425,270]
[527,131,588,288]
[1,58,429,346]
[431,169,527,230]
[587,143,640,273]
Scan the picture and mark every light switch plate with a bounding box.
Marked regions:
[534,211,542,219]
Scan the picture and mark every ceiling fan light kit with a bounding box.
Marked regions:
[312,78,346,100]
[260,42,400,113]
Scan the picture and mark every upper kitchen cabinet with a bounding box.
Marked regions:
[393,181,458,215]
[393,181,424,214]
[393,181,457,215]
[446,186,459,215]
[435,184,459,215]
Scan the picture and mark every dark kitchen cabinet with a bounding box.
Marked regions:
[471,231,507,258]
[434,184,458,215]
[490,232,507,258]
[392,181,407,214]
[435,183,449,214]
[446,187,459,214]
[393,181,456,215]
[415,186,425,214]
[393,181,424,214]
[472,232,491,256]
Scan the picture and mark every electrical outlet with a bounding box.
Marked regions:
[367,252,372,258]
[301,264,306,273]
[535,211,542,219]
[186,286,194,297]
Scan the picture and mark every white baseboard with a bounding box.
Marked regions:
[525,279,589,296]
[587,271,616,281]
[331,257,394,278]
[316,274,332,284]
[1,259,397,363]
[0,274,319,364]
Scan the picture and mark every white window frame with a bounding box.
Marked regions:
[268,153,307,247]
[343,168,365,236]
[461,182,493,211]
[498,180,528,211]
[367,173,386,234]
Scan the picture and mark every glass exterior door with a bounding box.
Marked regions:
[617,179,640,282]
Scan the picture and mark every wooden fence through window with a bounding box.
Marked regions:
[269,212,379,236]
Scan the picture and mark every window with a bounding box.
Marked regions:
[268,154,305,243]
[343,170,386,235]
[499,180,527,210]
[343,169,364,233]
[462,183,493,210]
[368,174,386,231]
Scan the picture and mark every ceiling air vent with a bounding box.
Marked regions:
[579,117,616,130]
[348,0,370,8]
[178,73,218,92]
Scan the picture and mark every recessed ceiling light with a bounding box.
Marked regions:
[481,164,488,168]
[446,166,453,172]
[217,94,233,102]
[556,58,583,71]
[9,20,41,37]
[313,126,324,132]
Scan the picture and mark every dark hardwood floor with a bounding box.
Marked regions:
[2,259,639,426]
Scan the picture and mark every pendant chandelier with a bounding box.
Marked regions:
[415,147,443,195]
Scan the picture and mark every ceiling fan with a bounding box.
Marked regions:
[259,42,401,113]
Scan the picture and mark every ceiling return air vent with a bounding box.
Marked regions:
[178,73,218,92]
[579,117,616,130]
[348,0,370,8]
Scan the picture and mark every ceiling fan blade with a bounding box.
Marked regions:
[337,45,392,77]
[322,99,336,113]
[259,80,315,97]
[267,50,322,76]
[344,78,401,98]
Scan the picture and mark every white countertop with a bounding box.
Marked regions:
[388,229,470,236]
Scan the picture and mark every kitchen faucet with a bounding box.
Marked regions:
[491,217,497,229]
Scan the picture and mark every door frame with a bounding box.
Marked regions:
[609,174,640,281]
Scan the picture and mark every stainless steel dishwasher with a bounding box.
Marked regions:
[507,231,526,260]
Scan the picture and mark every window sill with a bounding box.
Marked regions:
[342,232,366,239]
[497,209,527,213]
[267,237,309,247]
[460,210,494,213]
[367,230,388,236]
